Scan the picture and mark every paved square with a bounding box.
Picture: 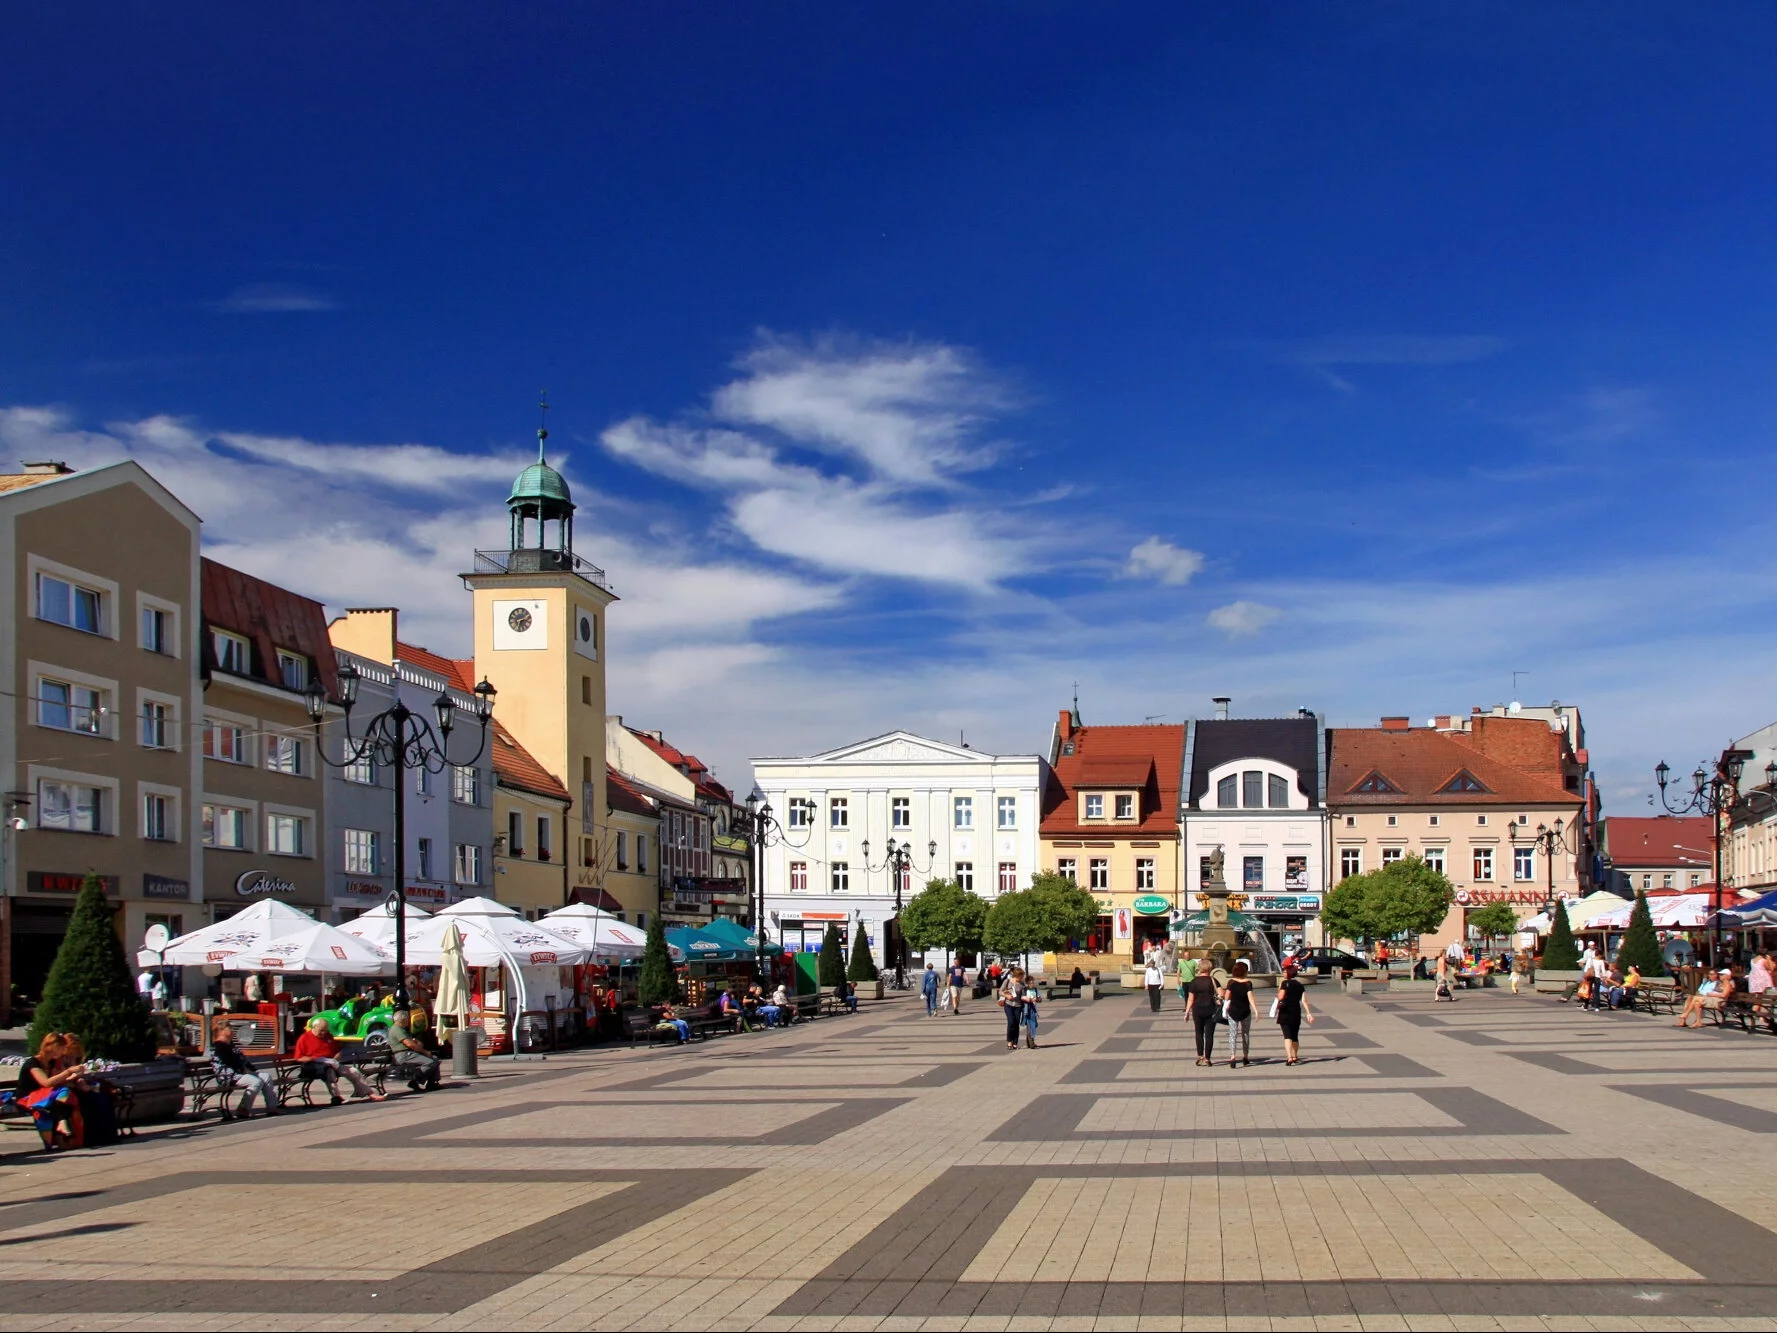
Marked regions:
[3,982,1777,1328]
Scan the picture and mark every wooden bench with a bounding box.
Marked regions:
[1633,983,1683,1017]
[276,1052,396,1106]
[1044,983,1081,1001]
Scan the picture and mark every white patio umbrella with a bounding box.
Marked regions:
[339,899,433,954]
[137,898,392,975]
[538,902,654,960]
[403,900,592,967]
[434,920,473,1028]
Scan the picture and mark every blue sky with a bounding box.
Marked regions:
[4,3,1776,805]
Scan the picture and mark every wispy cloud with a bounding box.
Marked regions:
[1269,333,1507,393]
[1207,600,1281,637]
[210,283,340,313]
[1124,537,1205,586]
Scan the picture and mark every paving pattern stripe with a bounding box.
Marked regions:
[1607,1083,1777,1133]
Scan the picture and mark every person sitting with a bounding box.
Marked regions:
[15,1033,85,1149]
[749,985,780,1028]
[293,1017,385,1104]
[209,1018,280,1119]
[771,983,795,1024]
[835,979,857,1014]
[1069,966,1088,990]
[384,1010,442,1091]
[1618,965,1642,1012]
[1677,973,1725,1028]
[1413,956,1431,980]
[655,1004,691,1043]
[717,988,748,1032]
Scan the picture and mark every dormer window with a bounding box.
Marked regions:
[276,650,308,691]
[1268,774,1289,808]
[1350,770,1402,795]
[1084,794,1103,820]
[1243,771,1263,808]
[212,629,250,675]
[1115,793,1134,820]
[1438,770,1491,794]
[1217,775,1237,808]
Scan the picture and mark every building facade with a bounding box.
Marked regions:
[597,769,661,926]
[490,720,571,918]
[1180,705,1329,955]
[1040,709,1184,963]
[1599,815,1712,896]
[751,731,1045,964]
[608,719,745,925]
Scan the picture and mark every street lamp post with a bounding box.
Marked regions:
[307,662,495,1011]
[861,836,936,990]
[741,787,780,985]
[1511,818,1577,954]
[1655,748,1752,968]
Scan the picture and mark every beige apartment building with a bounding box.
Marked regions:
[0,461,204,1013]
[490,720,571,918]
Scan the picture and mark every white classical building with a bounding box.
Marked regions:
[751,731,1047,965]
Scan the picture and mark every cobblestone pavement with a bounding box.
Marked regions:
[2,982,1776,1330]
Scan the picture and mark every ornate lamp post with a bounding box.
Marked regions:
[861,835,936,990]
[1510,817,1577,921]
[740,787,782,984]
[307,661,495,1010]
[1655,748,1752,967]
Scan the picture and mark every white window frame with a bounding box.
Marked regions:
[829,797,849,829]
[537,814,553,862]
[1135,858,1155,890]
[955,861,974,892]
[140,783,180,843]
[416,837,434,881]
[1513,846,1535,882]
[1340,847,1362,879]
[33,673,107,738]
[202,708,254,766]
[998,862,1017,893]
[831,861,849,893]
[1422,846,1445,874]
[892,796,911,829]
[275,649,308,691]
[1381,846,1404,866]
[343,752,376,785]
[997,796,1017,829]
[1473,847,1495,881]
[34,769,112,835]
[137,689,181,751]
[202,799,254,850]
[1083,794,1104,820]
[788,797,814,829]
[30,557,116,638]
[452,765,481,805]
[1089,858,1109,891]
[789,860,808,892]
[507,809,524,856]
[211,628,251,674]
[137,592,181,657]
[953,795,973,829]
[264,734,305,777]
[264,806,312,858]
[343,827,381,875]
[1056,858,1076,882]
[1115,793,1134,821]
[454,842,483,886]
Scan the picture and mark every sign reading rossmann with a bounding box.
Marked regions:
[1455,888,1554,906]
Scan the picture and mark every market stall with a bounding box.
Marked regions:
[537,903,657,1032]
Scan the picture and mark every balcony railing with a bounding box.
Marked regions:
[470,549,611,590]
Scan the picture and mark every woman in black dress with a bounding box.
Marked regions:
[1275,967,1314,1066]
[1182,965,1220,1066]
[1221,960,1255,1068]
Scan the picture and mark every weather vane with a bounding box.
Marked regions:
[538,390,550,446]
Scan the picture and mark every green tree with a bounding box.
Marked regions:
[1468,901,1519,950]
[27,874,157,1062]
[818,922,847,986]
[1320,856,1455,954]
[983,874,1102,959]
[1614,891,1665,976]
[1028,871,1103,943]
[899,878,988,963]
[637,914,679,1005]
[846,921,879,982]
[1541,897,1581,970]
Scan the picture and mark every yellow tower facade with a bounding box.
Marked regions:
[460,422,618,906]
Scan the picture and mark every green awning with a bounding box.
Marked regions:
[698,917,761,951]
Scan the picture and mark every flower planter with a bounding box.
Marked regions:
[851,980,883,1001]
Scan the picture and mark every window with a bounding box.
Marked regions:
[276,651,307,691]
[788,798,814,829]
[1386,815,1398,827]
[344,753,376,785]
[1089,858,1109,890]
[1381,846,1403,866]
[267,813,305,856]
[1476,815,1488,827]
[1473,848,1494,881]
[265,736,304,776]
[581,675,592,705]
[537,816,552,862]
[1514,847,1535,881]
[892,796,911,829]
[830,797,849,829]
[1439,770,1491,794]
[1243,771,1263,808]
[998,796,1018,829]
[37,573,103,634]
[417,767,432,796]
[897,862,912,895]
[1640,872,1652,889]
[616,831,628,870]
[1423,847,1445,874]
[507,810,524,856]
[1217,775,1238,808]
[831,862,849,893]
[1689,871,1702,888]
[141,605,173,655]
[212,629,250,674]
[140,700,173,749]
[343,828,380,874]
[202,803,248,849]
[1661,872,1674,889]
[636,836,647,874]
[1136,858,1155,889]
[955,862,974,892]
[417,838,433,880]
[1084,794,1104,820]
[1243,855,1264,892]
[142,792,173,841]
[998,862,1017,893]
[1340,847,1362,879]
[1344,815,1356,827]
[202,719,247,764]
[455,843,482,885]
[37,680,103,734]
[1268,774,1289,808]
[453,765,480,804]
[1517,814,1529,825]
[1350,770,1402,795]
[789,861,808,892]
[1056,858,1076,882]
[953,796,973,829]
[1428,815,1439,827]
[1115,794,1134,820]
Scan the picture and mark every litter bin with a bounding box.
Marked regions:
[451,1027,479,1078]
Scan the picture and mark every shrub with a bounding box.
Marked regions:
[27,874,158,1062]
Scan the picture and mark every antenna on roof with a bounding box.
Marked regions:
[1511,669,1527,702]
[1144,714,1164,724]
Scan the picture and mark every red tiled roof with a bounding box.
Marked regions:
[1041,724,1183,837]
[627,725,730,801]
[201,558,337,699]
[491,720,569,803]
[606,768,659,819]
[1600,816,1714,870]
[395,640,476,692]
[1327,727,1578,806]
[1450,715,1568,776]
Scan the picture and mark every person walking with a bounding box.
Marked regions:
[1221,960,1255,1067]
[999,967,1024,1050]
[1511,950,1530,995]
[1275,968,1313,1065]
[921,963,940,1016]
[1020,974,1042,1048]
[1144,955,1164,1012]
[947,960,967,1015]
[1182,963,1219,1066]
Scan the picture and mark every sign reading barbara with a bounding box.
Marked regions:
[235,869,298,897]
[1131,894,1171,915]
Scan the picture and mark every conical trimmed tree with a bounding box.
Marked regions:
[1542,897,1582,971]
[637,914,679,1005]
[818,922,847,986]
[27,873,157,1062]
[1615,890,1666,977]
[846,923,879,982]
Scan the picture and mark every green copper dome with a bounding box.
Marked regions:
[508,432,573,509]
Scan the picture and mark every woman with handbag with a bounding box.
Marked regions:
[1274,967,1313,1066]
[1220,960,1255,1067]
[1182,963,1220,1066]
[999,967,1024,1050]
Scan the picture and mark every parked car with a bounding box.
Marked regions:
[1290,947,1369,975]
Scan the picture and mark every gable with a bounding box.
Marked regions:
[1348,769,1402,795]
[1437,769,1492,794]
[810,731,993,765]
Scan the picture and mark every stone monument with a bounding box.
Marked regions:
[1198,844,1240,974]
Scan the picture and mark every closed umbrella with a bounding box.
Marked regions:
[435,921,472,1031]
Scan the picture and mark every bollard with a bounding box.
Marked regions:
[452,1027,479,1078]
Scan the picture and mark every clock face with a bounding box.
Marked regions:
[508,607,533,633]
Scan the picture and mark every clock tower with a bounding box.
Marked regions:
[461,418,617,897]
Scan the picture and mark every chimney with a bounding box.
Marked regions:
[21,460,74,475]
[1212,696,1231,721]
[1380,716,1410,731]
[328,607,399,664]
[1057,708,1074,742]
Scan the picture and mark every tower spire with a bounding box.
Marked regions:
[537,390,550,462]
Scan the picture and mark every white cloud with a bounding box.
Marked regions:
[1207,600,1281,637]
[1124,537,1205,586]
[210,283,340,313]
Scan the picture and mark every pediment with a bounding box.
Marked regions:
[810,731,994,765]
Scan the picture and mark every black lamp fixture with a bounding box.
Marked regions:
[862,835,937,991]
[1654,747,1754,968]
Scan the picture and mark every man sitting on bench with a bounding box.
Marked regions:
[385,1009,442,1091]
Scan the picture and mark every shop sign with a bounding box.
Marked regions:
[235,870,298,897]
[1454,888,1544,906]
[343,879,386,898]
[142,874,190,901]
[1132,894,1171,915]
[1251,895,1320,913]
[408,883,448,904]
[26,872,119,896]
